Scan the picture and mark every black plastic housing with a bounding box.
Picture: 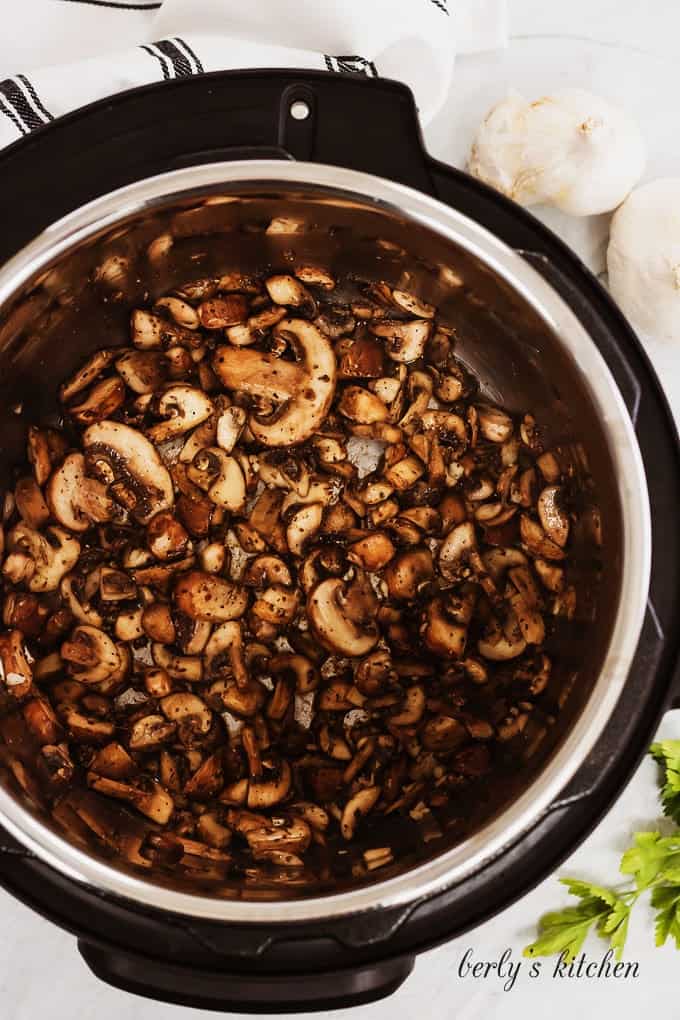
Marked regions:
[0,71,678,1013]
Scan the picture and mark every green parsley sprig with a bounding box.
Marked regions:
[524,740,680,961]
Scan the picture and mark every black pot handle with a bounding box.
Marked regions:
[78,939,414,1014]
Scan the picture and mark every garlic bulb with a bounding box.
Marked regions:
[468,89,646,216]
[608,179,680,342]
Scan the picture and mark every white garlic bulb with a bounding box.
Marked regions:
[608,179,680,343]
[468,88,646,216]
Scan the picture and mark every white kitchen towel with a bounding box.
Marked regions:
[0,0,507,150]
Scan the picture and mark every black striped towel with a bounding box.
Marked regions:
[0,0,507,147]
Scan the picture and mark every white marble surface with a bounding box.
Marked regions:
[1,2,679,1017]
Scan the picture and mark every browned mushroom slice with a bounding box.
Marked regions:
[146,510,190,561]
[2,592,50,636]
[141,603,176,643]
[174,570,248,622]
[6,523,80,592]
[68,376,126,425]
[519,514,566,561]
[477,405,514,443]
[262,321,338,446]
[190,448,246,512]
[59,349,118,403]
[421,598,467,658]
[14,476,50,529]
[160,692,213,739]
[87,772,174,825]
[204,621,248,687]
[421,715,467,752]
[216,406,247,453]
[213,346,305,403]
[90,741,136,779]
[131,309,202,350]
[115,351,167,394]
[83,421,174,524]
[147,385,214,443]
[478,620,527,661]
[347,531,396,571]
[27,426,67,487]
[337,336,385,378]
[47,453,115,533]
[128,714,177,751]
[338,386,389,424]
[384,455,424,491]
[155,296,200,330]
[537,486,570,548]
[247,758,292,809]
[61,625,122,685]
[199,295,249,329]
[308,578,379,656]
[243,555,292,589]
[370,319,432,363]
[384,547,434,601]
[99,567,136,602]
[265,274,315,311]
[438,521,476,580]
[0,629,33,699]
[341,786,380,839]
[391,289,435,319]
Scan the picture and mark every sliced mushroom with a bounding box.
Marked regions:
[438,521,476,580]
[384,547,434,601]
[191,448,246,511]
[286,503,323,557]
[84,421,174,524]
[87,773,174,825]
[216,406,247,453]
[204,621,248,687]
[141,603,177,644]
[392,289,435,319]
[61,625,122,685]
[477,405,514,443]
[59,349,117,403]
[520,514,566,561]
[115,351,167,394]
[147,385,214,443]
[146,510,191,562]
[216,319,336,447]
[308,578,379,656]
[370,319,432,363]
[421,598,467,658]
[248,759,292,809]
[7,523,80,592]
[338,386,389,424]
[174,570,248,622]
[265,274,314,311]
[68,376,125,425]
[161,692,212,737]
[347,532,396,571]
[341,786,380,839]
[537,486,570,548]
[47,453,115,533]
[0,629,33,699]
[152,643,202,682]
[478,624,527,661]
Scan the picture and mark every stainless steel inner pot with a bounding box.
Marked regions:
[0,161,650,922]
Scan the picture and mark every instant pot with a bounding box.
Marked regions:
[0,71,678,1013]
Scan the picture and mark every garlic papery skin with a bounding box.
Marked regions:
[608,179,680,343]
[468,88,646,217]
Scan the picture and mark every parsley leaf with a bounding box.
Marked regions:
[651,740,680,825]
[525,741,680,962]
[523,878,632,962]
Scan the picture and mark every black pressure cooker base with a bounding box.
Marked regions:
[0,71,679,1013]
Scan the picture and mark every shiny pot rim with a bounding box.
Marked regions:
[0,160,651,923]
